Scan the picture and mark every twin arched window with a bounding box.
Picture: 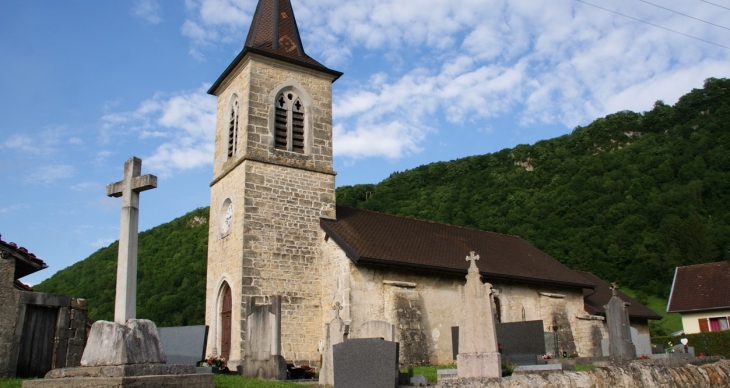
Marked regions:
[228,101,239,158]
[274,92,305,153]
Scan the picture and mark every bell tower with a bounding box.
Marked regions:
[204,0,342,369]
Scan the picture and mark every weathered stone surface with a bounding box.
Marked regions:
[359,320,395,341]
[318,305,346,386]
[46,364,195,378]
[157,325,208,366]
[22,373,213,388]
[241,295,287,380]
[457,252,501,379]
[436,359,730,388]
[80,320,166,366]
[605,285,636,360]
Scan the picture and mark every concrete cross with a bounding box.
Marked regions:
[465,251,480,273]
[610,282,619,296]
[106,157,157,324]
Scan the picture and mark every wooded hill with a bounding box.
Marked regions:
[35,78,729,328]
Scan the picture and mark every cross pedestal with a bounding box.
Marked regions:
[106,157,157,324]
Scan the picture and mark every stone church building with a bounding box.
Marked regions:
[203,0,660,370]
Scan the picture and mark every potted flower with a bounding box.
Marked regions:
[200,355,228,374]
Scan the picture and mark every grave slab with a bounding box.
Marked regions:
[333,338,399,388]
[158,325,208,365]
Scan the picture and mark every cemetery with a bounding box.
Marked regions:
[2,0,730,387]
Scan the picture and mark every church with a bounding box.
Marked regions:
[202,0,660,371]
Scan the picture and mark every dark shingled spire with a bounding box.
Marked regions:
[208,0,341,95]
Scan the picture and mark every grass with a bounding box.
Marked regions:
[0,379,26,388]
[621,287,682,334]
[400,365,456,383]
[574,364,598,372]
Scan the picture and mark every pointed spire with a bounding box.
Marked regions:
[244,0,325,69]
[208,0,342,95]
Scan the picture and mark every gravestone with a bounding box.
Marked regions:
[158,325,208,365]
[604,283,636,360]
[630,327,652,357]
[359,320,395,341]
[333,338,398,388]
[23,157,212,388]
[495,320,546,366]
[318,302,346,386]
[242,296,287,380]
[457,251,501,379]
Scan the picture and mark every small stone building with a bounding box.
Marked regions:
[0,235,88,378]
[202,0,660,370]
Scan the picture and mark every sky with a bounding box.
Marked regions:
[1,0,729,285]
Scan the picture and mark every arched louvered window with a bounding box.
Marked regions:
[228,101,239,158]
[274,92,305,153]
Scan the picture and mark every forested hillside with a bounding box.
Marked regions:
[338,78,730,297]
[35,78,729,327]
[34,208,209,326]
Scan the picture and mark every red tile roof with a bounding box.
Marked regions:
[667,261,730,313]
[208,0,342,95]
[576,270,662,320]
[0,234,48,279]
[321,206,594,288]
[14,279,34,292]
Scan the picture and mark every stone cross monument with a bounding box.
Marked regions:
[106,157,157,324]
[605,283,636,360]
[457,251,501,379]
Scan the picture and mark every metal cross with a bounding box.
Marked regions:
[106,157,157,324]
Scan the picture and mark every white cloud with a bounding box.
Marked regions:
[132,0,162,25]
[90,237,116,248]
[178,0,729,160]
[71,182,101,192]
[24,165,74,185]
[101,86,217,177]
[0,204,27,214]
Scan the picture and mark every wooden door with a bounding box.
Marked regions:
[16,305,58,378]
[220,286,232,361]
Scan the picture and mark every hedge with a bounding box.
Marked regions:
[653,330,730,359]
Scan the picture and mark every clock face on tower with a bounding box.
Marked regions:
[219,199,233,237]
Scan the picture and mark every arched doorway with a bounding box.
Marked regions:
[220,283,232,361]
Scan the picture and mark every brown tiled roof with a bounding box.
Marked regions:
[321,206,594,289]
[0,234,48,280]
[208,0,342,95]
[576,270,662,320]
[667,261,730,313]
[14,279,34,292]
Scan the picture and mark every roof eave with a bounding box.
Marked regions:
[320,219,361,263]
[667,306,730,314]
[208,47,343,95]
[356,256,595,290]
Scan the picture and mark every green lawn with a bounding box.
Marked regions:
[400,365,456,383]
[620,287,682,335]
[0,379,25,388]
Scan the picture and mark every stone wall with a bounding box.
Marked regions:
[437,359,730,388]
[206,54,338,369]
[0,254,20,377]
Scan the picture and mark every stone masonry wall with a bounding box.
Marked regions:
[206,53,337,369]
[437,359,730,388]
[0,255,19,377]
[240,161,335,366]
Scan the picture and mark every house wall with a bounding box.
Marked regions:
[680,309,730,334]
[319,238,596,366]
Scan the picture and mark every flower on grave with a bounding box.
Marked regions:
[639,354,649,360]
[498,343,503,353]
[542,352,552,359]
[203,355,226,368]
[666,341,674,353]
[699,353,705,357]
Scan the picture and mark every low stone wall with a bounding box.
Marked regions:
[437,359,730,388]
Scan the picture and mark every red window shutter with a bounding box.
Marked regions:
[698,318,709,333]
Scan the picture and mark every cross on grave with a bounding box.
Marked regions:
[466,251,480,273]
[332,302,343,318]
[106,157,157,324]
[610,282,619,297]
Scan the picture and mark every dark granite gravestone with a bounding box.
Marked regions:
[157,325,208,365]
[496,320,546,366]
[333,338,399,388]
[452,321,546,366]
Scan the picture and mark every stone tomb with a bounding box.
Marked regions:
[605,284,636,360]
[359,320,395,341]
[496,320,546,366]
[333,338,399,388]
[158,325,209,365]
[241,295,287,380]
[318,302,347,386]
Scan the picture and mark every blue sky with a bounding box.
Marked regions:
[1,0,728,285]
